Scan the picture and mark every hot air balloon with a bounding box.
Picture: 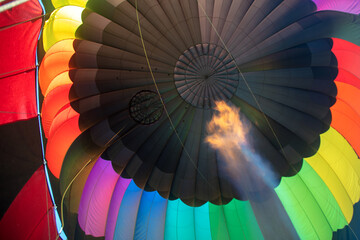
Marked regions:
[1,0,360,239]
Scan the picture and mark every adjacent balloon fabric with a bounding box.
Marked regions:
[0,1,68,239]
[0,167,58,240]
[0,0,42,124]
[40,0,360,239]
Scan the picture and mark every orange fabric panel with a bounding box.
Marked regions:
[335,82,360,117]
[331,83,360,156]
[46,106,81,178]
[39,39,75,95]
[41,83,72,137]
[45,70,73,96]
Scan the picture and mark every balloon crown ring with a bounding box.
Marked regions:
[174,44,239,109]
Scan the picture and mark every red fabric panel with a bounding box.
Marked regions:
[0,0,43,124]
[332,38,360,89]
[0,166,58,240]
[331,38,360,156]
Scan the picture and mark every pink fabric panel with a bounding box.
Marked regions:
[78,158,119,237]
[105,176,132,240]
[313,0,360,13]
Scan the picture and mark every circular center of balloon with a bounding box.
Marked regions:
[129,90,163,125]
[174,44,239,108]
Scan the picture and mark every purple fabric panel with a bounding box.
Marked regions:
[313,0,360,13]
[78,158,119,237]
[105,176,132,239]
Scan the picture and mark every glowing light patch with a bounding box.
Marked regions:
[206,101,277,196]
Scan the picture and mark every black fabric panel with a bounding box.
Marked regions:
[155,106,194,173]
[0,118,43,218]
[239,39,335,72]
[129,99,185,187]
[232,96,313,163]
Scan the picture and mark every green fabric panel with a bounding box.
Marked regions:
[164,200,212,240]
[209,202,230,240]
[276,161,347,239]
[209,200,263,240]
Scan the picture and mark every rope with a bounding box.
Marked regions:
[196,1,287,158]
[55,126,127,239]
[134,0,211,187]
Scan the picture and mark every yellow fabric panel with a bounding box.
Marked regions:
[305,127,360,223]
[43,6,84,52]
[52,0,87,8]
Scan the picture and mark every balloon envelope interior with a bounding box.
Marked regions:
[38,0,360,239]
